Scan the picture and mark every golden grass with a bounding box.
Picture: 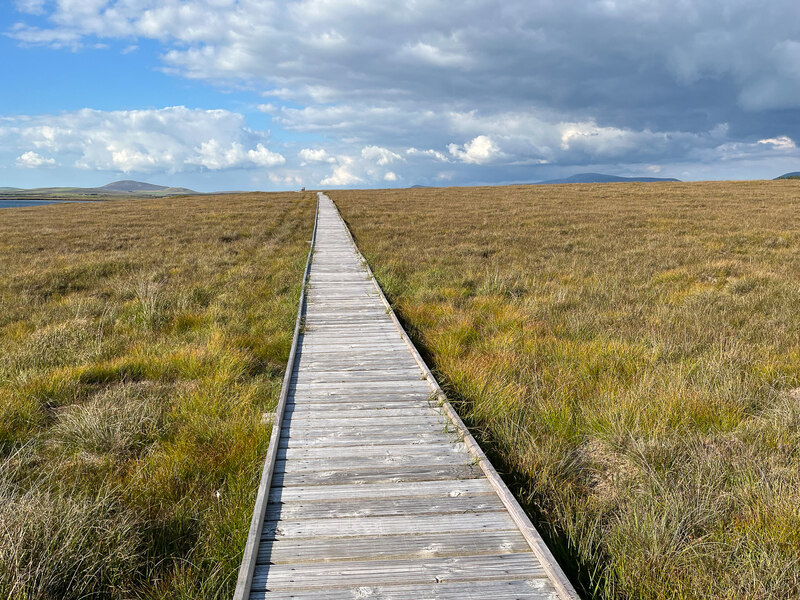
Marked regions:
[0,193,314,599]
[332,181,800,599]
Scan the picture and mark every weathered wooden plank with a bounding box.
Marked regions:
[291,370,424,383]
[306,290,378,296]
[293,367,424,377]
[302,328,397,335]
[291,394,436,406]
[310,276,369,285]
[280,424,457,438]
[283,415,446,428]
[277,433,457,449]
[272,463,482,487]
[295,354,417,363]
[301,332,399,339]
[291,363,420,370]
[286,395,435,405]
[284,402,437,414]
[297,339,407,348]
[265,492,503,521]
[289,381,430,391]
[250,554,546,591]
[273,450,468,473]
[294,347,411,355]
[301,328,400,336]
[284,406,443,419]
[295,345,407,352]
[302,322,394,328]
[305,296,379,303]
[301,309,388,316]
[268,478,494,503]
[261,510,514,540]
[277,442,467,460]
[249,579,558,600]
[291,368,423,378]
[302,325,399,331]
[257,529,529,564]
[295,355,411,364]
[296,342,409,349]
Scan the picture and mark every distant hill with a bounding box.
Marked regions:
[775,172,800,180]
[0,180,196,200]
[535,173,680,185]
[99,180,195,194]
[409,185,431,188]
[100,180,169,192]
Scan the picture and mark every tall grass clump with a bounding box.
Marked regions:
[333,180,800,599]
[0,450,140,599]
[0,192,314,599]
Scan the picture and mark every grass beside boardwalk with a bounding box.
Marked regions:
[0,193,314,599]
[333,181,800,600]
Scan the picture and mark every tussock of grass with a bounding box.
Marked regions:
[50,383,166,459]
[0,465,141,599]
[0,193,314,599]
[333,181,800,599]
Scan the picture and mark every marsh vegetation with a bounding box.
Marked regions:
[333,181,800,599]
[0,193,314,599]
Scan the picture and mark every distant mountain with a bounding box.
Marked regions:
[535,173,680,185]
[99,180,194,194]
[775,172,800,180]
[0,180,196,199]
[100,180,168,192]
[409,185,431,188]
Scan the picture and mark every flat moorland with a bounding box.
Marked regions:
[332,181,800,600]
[0,193,314,599]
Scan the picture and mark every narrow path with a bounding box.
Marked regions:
[235,193,578,599]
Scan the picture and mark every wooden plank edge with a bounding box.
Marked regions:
[325,192,581,600]
[232,193,320,600]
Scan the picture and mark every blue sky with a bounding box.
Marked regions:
[2,1,800,192]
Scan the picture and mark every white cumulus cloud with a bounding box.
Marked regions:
[447,135,500,164]
[15,151,56,168]
[1,107,284,174]
[361,145,403,166]
[299,148,336,163]
[320,157,363,186]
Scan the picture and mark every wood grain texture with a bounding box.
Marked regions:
[258,530,530,564]
[265,492,502,521]
[249,579,559,600]
[251,554,546,591]
[268,478,494,502]
[261,510,516,540]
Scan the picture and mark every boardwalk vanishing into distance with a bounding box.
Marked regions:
[234,193,579,599]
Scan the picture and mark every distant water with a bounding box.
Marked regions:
[0,199,88,209]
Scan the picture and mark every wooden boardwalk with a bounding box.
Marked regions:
[234,193,578,600]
